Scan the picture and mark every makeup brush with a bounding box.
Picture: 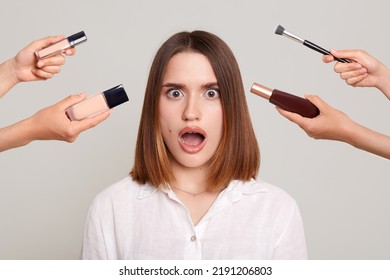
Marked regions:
[275,25,349,63]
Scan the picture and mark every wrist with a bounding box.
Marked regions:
[0,58,19,96]
[4,58,19,84]
[375,65,390,99]
[335,115,357,144]
[19,116,38,144]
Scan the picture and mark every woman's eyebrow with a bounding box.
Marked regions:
[201,82,219,89]
[161,82,184,88]
[161,82,219,90]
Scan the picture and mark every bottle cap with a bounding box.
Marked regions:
[68,31,87,46]
[103,84,129,109]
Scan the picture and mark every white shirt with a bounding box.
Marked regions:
[82,176,307,259]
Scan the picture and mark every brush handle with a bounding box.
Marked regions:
[304,40,349,63]
[270,89,320,118]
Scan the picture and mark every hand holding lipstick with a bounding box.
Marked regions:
[0,33,113,153]
[250,82,319,118]
[276,94,352,141]
[277,94,390,160]
[323,49,390,100]
[0,35,76,98]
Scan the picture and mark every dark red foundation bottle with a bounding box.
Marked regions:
[250,82,319,118]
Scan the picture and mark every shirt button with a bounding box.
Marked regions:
[190,235,196,242]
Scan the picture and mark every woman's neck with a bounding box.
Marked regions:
[169,161,220,226]
[170,161,209,194]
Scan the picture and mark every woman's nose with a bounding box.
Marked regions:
[182,96,201,121]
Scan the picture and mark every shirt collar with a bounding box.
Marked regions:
[137,183,159,199]
[222,178,269,203]
[137,178,269,201]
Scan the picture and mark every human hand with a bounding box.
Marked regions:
[276,94,353,142]
[10,35,76,83]
[276,94,390,159]
[323,49,390,90]
[30,94,111,143]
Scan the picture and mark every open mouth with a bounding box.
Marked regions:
[181,132,205,146]
[179,127,207,153]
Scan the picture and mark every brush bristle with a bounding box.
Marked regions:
[275,25,285,35]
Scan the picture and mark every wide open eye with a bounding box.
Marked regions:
[167,88,184,99]
[204,88,220,99]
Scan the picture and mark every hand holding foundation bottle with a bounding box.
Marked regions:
[0,34,77,98]
[66,84,129,121]
[0,32,121,153]
[0,94,111,152]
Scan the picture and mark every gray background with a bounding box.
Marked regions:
[0,0,389,259]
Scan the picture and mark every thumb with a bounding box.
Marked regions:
[71,110,112,133]
[322,54,335,63]
[34,35,65,51]
[57,93,87,110]
[304,94,328,111]
[330,49,356,61]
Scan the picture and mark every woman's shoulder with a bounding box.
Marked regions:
[241,177,299,207]
[91,176,150,205]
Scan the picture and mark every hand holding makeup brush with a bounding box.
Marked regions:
[277,94,390,160]
[323,49,390,100]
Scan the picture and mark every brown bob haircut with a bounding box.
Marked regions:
[130,30,260,191]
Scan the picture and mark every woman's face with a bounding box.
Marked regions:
[159,51,224,169]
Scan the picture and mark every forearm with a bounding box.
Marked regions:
[344,121,390,160]
[0,58,18,98]
[0,117,36,152]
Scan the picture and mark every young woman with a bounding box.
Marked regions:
[82,30,307,259]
